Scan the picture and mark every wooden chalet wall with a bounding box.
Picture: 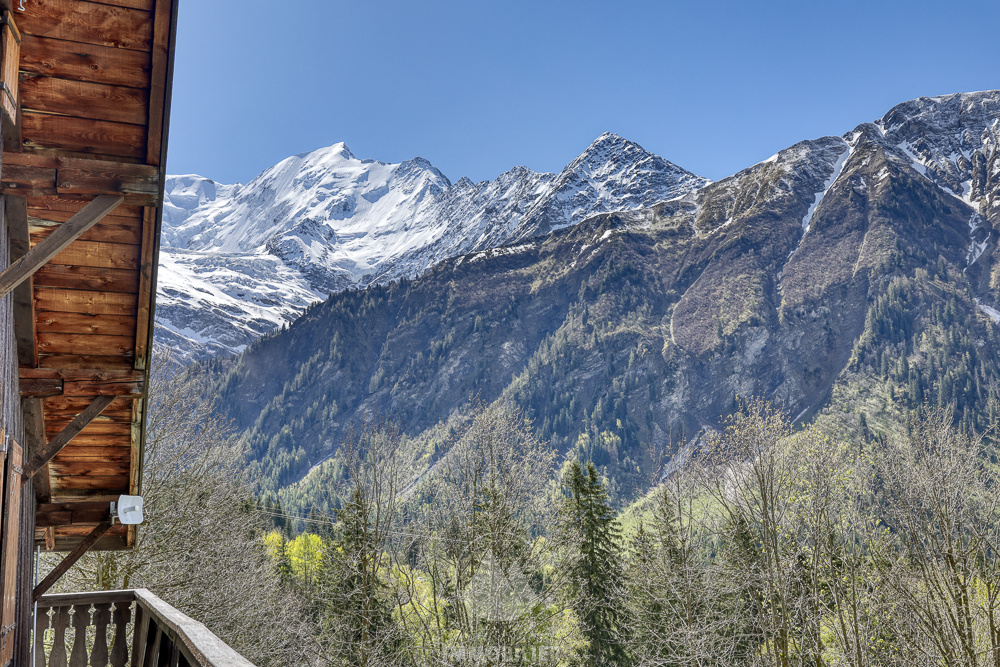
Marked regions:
[0,0,177,664]
[3,0,176,553]
[0,183,29,667]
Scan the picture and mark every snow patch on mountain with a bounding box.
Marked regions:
[976,299,1000,325]
[802,143,851,232]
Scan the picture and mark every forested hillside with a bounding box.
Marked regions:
[204,92,1000,511]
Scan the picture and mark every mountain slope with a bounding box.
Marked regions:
[157,134,707,358]
[207,91,1000,506]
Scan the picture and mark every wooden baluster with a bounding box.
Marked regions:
[91,603,112,667]
[34,606,51,667]
[142,624,161,667]
[130,605,148,667]
[109,601,131,667]
[49,607,70,667]
[69,604,91,667]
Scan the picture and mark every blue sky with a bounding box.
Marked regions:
[167,0,999,185]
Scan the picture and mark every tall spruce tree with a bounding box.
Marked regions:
[626,487,686,663]
[317,487,403,666]
[559,460,630,667]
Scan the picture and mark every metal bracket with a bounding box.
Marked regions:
[16,1,25,12]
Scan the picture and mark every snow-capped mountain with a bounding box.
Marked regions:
[157,133,708,357]
[208,91,1000,497]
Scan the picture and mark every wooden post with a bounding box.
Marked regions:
[5,195,36,367]
[22,396,50,501]
[22,394,115,479]
[129,605,148,667]
[0,194,123,299]
[33,521,113,601]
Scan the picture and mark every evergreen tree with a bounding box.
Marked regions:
[626,490,685,664]
[559,460,630,666]
[317,487,404,666]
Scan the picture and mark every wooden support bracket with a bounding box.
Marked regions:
[0,194,122,299]
[21,395,114,479]
[33,521,112,600]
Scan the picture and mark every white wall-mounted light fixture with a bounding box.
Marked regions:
[110,495,144,525]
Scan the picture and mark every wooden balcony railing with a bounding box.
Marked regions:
[35,589,255,667]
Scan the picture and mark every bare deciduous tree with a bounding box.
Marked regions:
[393,400,566,665]
[52,353,319,666]
[874,410,1000,667]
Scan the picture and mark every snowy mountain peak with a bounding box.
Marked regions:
[158,135,707,358]
[875,90,1000,204]
[589,131,630,147]
[568,133,702,186]
[577,132,653,164]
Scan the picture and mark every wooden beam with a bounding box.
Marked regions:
[59,164,158,197]
[19,377,62,397]
[22,375,144,398]
[146,0,174,166]
[5,195,29,257]
[64,377,143,397]
[2,156,159,200]
[33,521,112,600]
[21,368,143,381]
[133,207,156,368]
[0,194,122,298]
[21,397,50,502]
[1,163,55,191]
[4,196,37,366]
[22,394,114,479]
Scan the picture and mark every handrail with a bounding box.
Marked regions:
[37,590,135,608]
[35,589,256,667]
[132,589,255,667]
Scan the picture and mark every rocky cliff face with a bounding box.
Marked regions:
[207,92,1000,503]
[157,134,706,358]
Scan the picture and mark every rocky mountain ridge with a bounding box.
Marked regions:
[157,133,707,357]
[201,91,1000,505]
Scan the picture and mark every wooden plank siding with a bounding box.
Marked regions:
[0,0,177,564]
[19,75,149,125]
[15,1,154,51]
[18,34,151,88]
[20,113,146,159]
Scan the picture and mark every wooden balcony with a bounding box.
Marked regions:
[34,589,254,667]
